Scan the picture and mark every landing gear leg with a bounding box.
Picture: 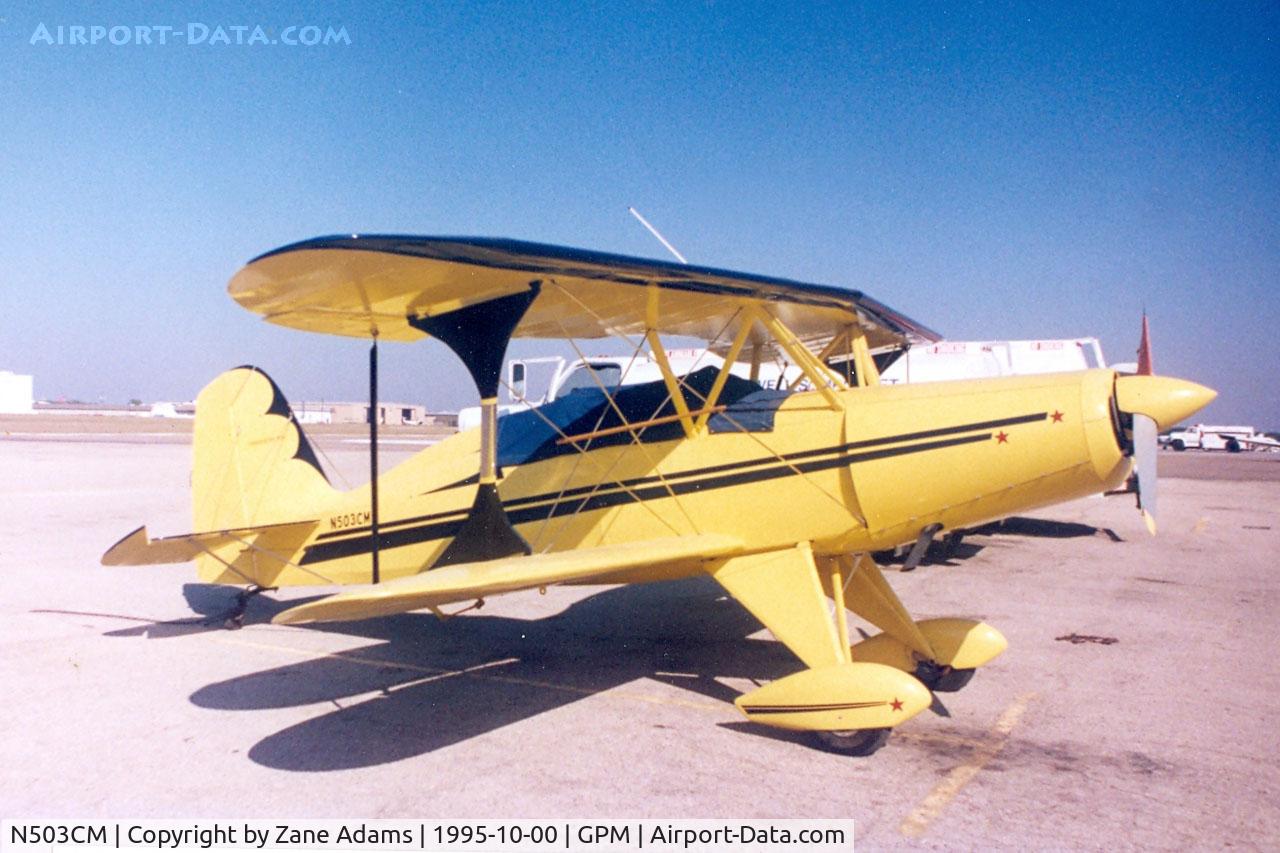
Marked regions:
[901,523,942,572]
[223,585,277,630]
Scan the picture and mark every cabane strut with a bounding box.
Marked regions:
[408,284,542,567]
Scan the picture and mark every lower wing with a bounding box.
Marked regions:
[272,533,745,625]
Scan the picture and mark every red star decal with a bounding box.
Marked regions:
[890,697,904,712]
[1051,410,1064,423]
[995,431,1009,444]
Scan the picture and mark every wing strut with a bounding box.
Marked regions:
[408,284,542,567]
[369,335,381,583]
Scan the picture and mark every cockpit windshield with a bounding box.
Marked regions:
[496,366,790,468]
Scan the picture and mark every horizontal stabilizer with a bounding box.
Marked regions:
[101,521,317,567]
[273,533,745,625]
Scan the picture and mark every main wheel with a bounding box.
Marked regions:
[812,727,891,756]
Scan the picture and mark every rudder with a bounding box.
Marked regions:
[193,366,337,534]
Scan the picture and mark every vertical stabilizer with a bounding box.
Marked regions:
[192,366,337,534]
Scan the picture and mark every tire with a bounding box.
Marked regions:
[1226,438,1241,453]
[812,727,892,756]
[914,661,977,693]
[1171,439,1186,451]
[931,668,976,693]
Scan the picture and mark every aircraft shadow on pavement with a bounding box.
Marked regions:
[186,577,797,772]
[973,516,1124,542]
[875,515,1125,569]
[37,602,241,639]
[93,585,333,639]
[85,512,1117,770]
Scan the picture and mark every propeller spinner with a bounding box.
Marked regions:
[1114,374,1216,534]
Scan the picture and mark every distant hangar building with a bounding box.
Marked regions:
[292,401,455,427]
[0,371,34,414]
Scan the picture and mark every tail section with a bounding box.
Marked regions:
[102,366,340,586]
[188,366,338,584]
[192,366,336,532]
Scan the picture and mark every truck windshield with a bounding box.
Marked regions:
[557,363,623,395]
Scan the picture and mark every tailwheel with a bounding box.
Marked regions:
[222,585,276,630]
[813,727,891,756]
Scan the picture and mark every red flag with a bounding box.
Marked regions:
[1136,313,1154,375]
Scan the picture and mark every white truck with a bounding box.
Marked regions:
[1161,424,1277,453]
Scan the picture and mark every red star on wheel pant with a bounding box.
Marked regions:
[995,431,1009,443]
[890,697,904,711]
[1051,410,1064,422]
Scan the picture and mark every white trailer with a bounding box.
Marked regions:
[458,338,1110,430]
[879,338,1106,385]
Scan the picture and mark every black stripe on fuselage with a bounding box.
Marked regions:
[299,421,1020,565]
[314,411,1047,544]
[740,701,888,714]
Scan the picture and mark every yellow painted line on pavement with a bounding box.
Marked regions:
[213,633,725,713]
[899,692,1036,838]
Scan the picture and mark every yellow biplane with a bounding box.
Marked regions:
[103,235,1215,755]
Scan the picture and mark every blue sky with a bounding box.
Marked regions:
[1,2,1276,424]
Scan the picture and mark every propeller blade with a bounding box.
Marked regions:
[1133,413,1158,535]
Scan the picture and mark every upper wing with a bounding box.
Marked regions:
[228,235,939,357]
[272,533,745,625]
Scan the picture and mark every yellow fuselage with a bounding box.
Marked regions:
[222,368,1130,588]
